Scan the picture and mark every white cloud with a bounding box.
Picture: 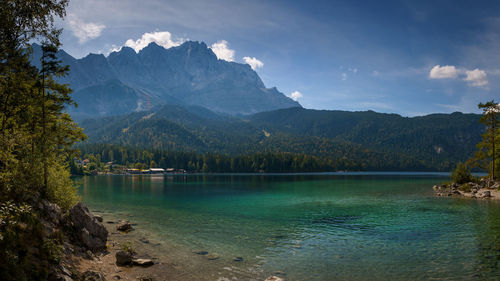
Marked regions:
[429,65,459,79]
[123,31,185,53]
[341,73,348,80]
[67,14,105,43]
[464,68,488,87]
[210,40,235,61]
[109,44,122,53]
[243,56,264,70]
[429,65,488,87]
[289,91,303,101]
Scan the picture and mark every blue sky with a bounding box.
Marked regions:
[57,0,500,116]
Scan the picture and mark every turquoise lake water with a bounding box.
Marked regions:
[78,173,500,280]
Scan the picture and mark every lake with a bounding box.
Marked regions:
[77,173,500,280]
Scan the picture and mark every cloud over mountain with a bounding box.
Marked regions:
[289,91,303,101]
[210,40,235,61]
[67,14,105,43]
[243,57,264,70]
[123,31,186,52]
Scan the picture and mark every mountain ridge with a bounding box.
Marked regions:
[31,41,301,119]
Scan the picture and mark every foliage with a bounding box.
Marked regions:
[42,239,63,264]
[47,160,80,210]
[451,162,472,185]
[459,183,473,193]
[0,0,84,203]
[0,201,33,241]
[120,241,135,254]
[0,201,47,280]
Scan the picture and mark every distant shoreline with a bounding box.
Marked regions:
[87,171,457,176]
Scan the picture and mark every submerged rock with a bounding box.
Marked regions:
[117,221,133,232]
[193,250,208,255]
[69,203,108,251]
[206,253,220,260]
[264,276,284,281]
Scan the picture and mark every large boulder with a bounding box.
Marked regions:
[69,203,108,251]
[115,250,133,266]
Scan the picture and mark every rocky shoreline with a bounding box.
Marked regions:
[433,179,500,199]
[44,202,284,281]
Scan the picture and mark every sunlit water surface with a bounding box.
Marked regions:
[78,173,500,280]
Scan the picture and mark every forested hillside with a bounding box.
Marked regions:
[77,105,483,172]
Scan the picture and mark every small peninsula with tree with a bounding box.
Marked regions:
[434,101,500,198]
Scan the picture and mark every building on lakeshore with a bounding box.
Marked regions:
[149,168,165,174]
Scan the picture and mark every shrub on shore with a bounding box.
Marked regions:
[451,162,472,184]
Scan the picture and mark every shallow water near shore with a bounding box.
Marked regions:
[77,173,500,280]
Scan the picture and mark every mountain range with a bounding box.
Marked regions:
[31,42,300,120]
[30,42,484,171]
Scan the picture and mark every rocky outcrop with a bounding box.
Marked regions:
[37,199,64,237]
[38,199,63,225]
[69,203,108,251]
[433,179,499,199]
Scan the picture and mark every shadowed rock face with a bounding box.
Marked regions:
[69,203,108,251]
[32,41,301,119]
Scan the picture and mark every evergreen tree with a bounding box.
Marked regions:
[451,162,472,184]
[470,101,500,181]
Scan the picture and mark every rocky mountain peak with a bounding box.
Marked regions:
[32,40,301,119]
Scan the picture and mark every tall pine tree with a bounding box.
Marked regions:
[470,101,500,181]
